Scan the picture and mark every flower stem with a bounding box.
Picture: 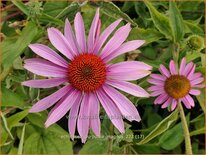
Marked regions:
[178,103,193,154]
[107,124,114,154]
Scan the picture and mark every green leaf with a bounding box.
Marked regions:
[137,109,179,145]
[169,1,185,42]
[159,123,184,150]
[128,27,164,44]
[190,127,205,136]
[39,13,64,26]
[7,110,29,129]
[11,0,29,16]
[184,20,204,36]
[23,126,73,154]
[1,113,14,140]
[1,86,26,108]
[2,22,39,75]
[18,123,26,154]
[79,139,108,154]
[144,0,172,40]
[196,89,205,114]
[99,2,137,26]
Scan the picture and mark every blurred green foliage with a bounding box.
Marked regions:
[0,0,205,154]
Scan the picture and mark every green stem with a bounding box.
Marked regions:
[178,103,193,154]
[107,124,114,154]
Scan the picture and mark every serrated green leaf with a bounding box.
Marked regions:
[137,109,179,145]
[184,20,204,36]
[144,0,172,40]
[99,2,137,26]
[169,1,185,42]
[128,27,164,44]
[79,139,108,154]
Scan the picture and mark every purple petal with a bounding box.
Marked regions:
[100,24,131,59]
[151,90,165,97]
[150,74,167,81]
[74,12,87,53]
[22,77,67,88]
[191,77,204,85]
[189,89,201,96]
[68,95,82,140]
[188,72,202,81]
[179,57,186,75]
[182,62,193,76]
[29,44,68,68]
[64,19,80,55]
[45,89,82,128]
[96,88,125,133]
[169,60,177,75]
[148,78,164,86]
[106,79,150,97]
[192,84,205,88]
[93,19,122,54]
[182,97,192,109]
[24,58,68,77]
[47,28,74,59]
[159,64,170,77]
[148,86,164,91]
[103,40,145,62]
[77,93,90,143]
[107,69,151,81]
[161,97,172,108]
[89,93,101,137]
[171,99,177,111]
[185,95,195,107]
[154,94,169,104]
[88,8,100,53]
[103,84,141,122]
[29,85,72,112]
[187,64,196,79]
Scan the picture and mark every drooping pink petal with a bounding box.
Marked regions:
[169,60,177,75]
[106,79,150,97]
[191,77,204,85]
[187,64,196,79]
[68,95,82,140]
[188,72,202,81]
[29,44,68,68]
[182,97,191,109]
[24,58,68,77]
[64,19,80,55]
[154,94,169,104]
[96,88,125,133]
[171,99,177,111]
[74,12,87,53]
[150,74,167,81]
[192,84,205,88]
[103,40,145,62]
[100,24,131,59]
[159,64,171,77]
[45,89,82,128]
[88,8,100,53]
[29,85,72,112]
[107,69,151,81]
[185,95,195,107]
[189,89,201,96]
[148,85,164,92]
[47,28,74,59]
[151,90,165,97]
[161,97,172,108]
[107,61,152,71]
[22,77,68,88]
[179,57,186,75]
[102,84,141,122]
[89,93,101,137]
[77,93,90,143]
[148,78,164,86]
[182,62,193,76]
[93,19,122,54]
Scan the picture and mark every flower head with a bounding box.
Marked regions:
[22,9,152,143]
[148,58,204,111]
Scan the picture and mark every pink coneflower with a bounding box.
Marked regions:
[22,9,152,143]
[148,58,204,111]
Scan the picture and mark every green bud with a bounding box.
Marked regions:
[186,35,205,52]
